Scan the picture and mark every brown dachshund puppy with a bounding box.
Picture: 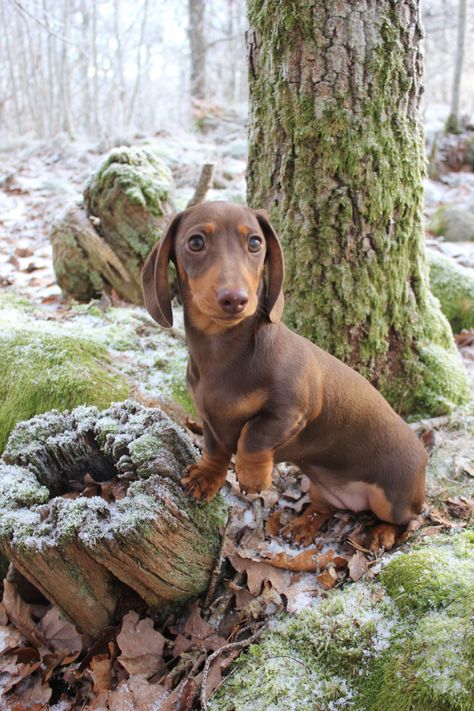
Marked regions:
[142,202,427,544]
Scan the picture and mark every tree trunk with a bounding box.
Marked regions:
[0,402,227,637]
[188,0,207,101]
[247,0,470,417]
[445,0,467,134]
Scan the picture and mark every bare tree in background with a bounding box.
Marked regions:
[188,0,207,101]
[0,0,246,139]
[445,0,468,132]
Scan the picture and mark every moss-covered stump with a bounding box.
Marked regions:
[50,205,142,303]
[51,146,174,304]
[428,250,474,332]
[210,532,474,711]
[0,299,130,453]
[84,146,174,291]
[0,401,227,636]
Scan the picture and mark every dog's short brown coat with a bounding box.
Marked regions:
[142,202,427,532]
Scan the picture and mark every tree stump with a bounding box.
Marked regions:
[0,402,227,637]
[50,146,175,304]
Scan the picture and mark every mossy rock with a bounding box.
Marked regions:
[0,401,227,635]
[210,532,474,711]
[429,206,474,242]
[428,250,474,332]
[84,146,175,286]
[0,299,130,452]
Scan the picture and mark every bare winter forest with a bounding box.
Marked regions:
[0,1,473,710]
[0,0,473,139]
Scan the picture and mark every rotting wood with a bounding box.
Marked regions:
[0,401,227,636]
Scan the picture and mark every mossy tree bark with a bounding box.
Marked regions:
[247,0,470,416]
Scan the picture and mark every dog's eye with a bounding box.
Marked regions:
[248,235,263,253]
[188,235,205,252]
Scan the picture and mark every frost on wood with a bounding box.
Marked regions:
[247,0,470,417]
[51,146,175,304]
[0,401,227,636]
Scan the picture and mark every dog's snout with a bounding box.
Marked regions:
[217,288,249,314]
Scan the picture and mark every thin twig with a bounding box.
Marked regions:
[186,163,215,208]
[203,510,232,610]
[252,497,265,540]
[347,537,372,554]
[200,629,263,709]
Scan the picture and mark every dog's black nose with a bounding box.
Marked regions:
[217,288,249,314]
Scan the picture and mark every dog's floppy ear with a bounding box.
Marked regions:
[142,212,182,328]
[255,209,285,323]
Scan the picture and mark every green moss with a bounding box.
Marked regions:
[359,615,473,711]
[247,2,470,417]
[87,146,173,217]
[429,206,447,236]
[380,551,472,614]
[428,251,474,332]
[168,375,196,416]
[0,323,130,452]
[210,533,474,710]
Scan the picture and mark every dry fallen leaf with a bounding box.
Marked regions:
[0,624,26,655]
[230,552,290,595]
[0,602,8,626]
[89,675,167,710]
[90,653,113,693]
[116,611,165,676]
[348,551,369,581]
[5,669,52,709]
[173,604,226,657]
[265,510,283,537]
[2,580,48,653]
[317,567,338,589]
[260,548,319,572]
[445,496,474,519]
[38,606,82,657]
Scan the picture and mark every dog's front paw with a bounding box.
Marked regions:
[235,450,273,495]
[181,461,227,501]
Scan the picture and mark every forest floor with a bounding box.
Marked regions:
[0,129,473,710]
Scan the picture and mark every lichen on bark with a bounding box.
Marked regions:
[247,0,470,417]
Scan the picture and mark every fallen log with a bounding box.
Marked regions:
[0,401,227,636]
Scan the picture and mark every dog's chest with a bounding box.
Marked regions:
[187,360,267,441]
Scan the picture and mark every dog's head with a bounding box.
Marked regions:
[142,202,284,331]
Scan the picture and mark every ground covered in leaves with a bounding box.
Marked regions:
[0,129,473,710]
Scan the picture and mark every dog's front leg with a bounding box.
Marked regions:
[182,422,231,501]
[236,412,302,494]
